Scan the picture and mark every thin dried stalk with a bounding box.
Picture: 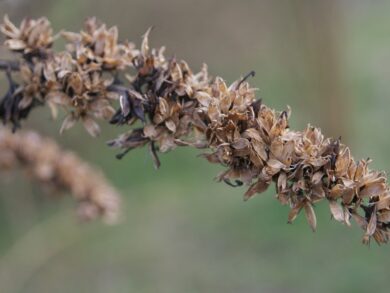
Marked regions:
[1,15,389,244]
[0,127,120,223]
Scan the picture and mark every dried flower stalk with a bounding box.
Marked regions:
[1,15,389,244]
[0,127,120,223]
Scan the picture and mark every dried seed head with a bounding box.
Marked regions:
[1,16,390,244]
[1,15,53,54]
[0,127,121,223]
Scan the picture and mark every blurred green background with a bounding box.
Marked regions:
[1,0,390,292]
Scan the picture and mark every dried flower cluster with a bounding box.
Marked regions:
[1,15,390,244]
[0,127,120,223]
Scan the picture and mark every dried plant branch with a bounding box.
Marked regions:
[0,60,19,71]
[0,15,389,244]
[0,127,120,223]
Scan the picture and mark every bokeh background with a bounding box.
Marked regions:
[0,0,390,292]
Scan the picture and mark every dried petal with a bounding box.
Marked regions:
[119,94,130,117]
[329,200,344,222]
[60,114,77,134]
[244,179,269,201]
[82,116,101,137]
[304,202,317,232]
[288,201,305,224]
[378,210,390,223]
[366,207,377,237]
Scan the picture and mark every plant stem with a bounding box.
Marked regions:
[0,60,20,71]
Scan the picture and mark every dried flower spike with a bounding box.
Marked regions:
[1,15,390,244]
[0,127,121,223]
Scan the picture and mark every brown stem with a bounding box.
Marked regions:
[0,60,20,71]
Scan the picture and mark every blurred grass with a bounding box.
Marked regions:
[1,0,390,292]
